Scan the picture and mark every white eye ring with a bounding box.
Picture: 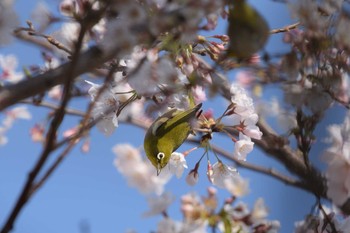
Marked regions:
[157,152,165,160]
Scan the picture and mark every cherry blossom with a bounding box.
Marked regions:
[85,81,119,136]
[167,152,188,178]
[143,192,175,217]
[234,133,254,161]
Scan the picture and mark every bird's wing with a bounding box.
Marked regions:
[151,108,179,136]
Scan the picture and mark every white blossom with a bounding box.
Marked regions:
[208,161,238,189]
[223,174,249,197]
[113,144,144,175]
[157,218,180,233]
[186,169,199,186]
[324,113,350,205]
[167,152,188,178]
[288,1,328,36]
[242,113,263,140]
[230,84,255,117]
[234,133,254,161]
[143,192,175,217]
[228,83,262,160]
[86,81,119,136]
[113,143,171,195]
[251,198,269,222]
[128,56,182,97]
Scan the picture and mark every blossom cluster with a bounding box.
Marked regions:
[145,188,280,233]
[229,84,262,159]
[294,205,350,233]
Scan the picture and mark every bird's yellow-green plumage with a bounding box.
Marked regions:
[144,103,202,175]
[227,0,269,59]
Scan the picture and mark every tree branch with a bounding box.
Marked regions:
[0,15,89,233]
[20,100,85,117]
[270,22,300,34]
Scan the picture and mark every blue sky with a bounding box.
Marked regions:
[0,1,340,232]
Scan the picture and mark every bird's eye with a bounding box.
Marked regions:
[157,152,165,161]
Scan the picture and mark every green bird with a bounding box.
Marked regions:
[144,103,202,175]
[227,0,270,59]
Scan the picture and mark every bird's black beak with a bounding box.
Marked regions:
[156,164,162,176]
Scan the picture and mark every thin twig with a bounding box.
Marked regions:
[20,100,85,117]
[318,198,338,233]
[208,143,308,189]
[270,22,300,34]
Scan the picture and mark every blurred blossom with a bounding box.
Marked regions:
[52,22,85,55]
[324,112,350,205]
[113,143,171,195]
[43,54,60,70]
[167,152,188,178]
[235,71,255,88]
[128,56,182,97]
[223,174,249,197]
[181,221,208,233]
[113,144,143,174]
[181,192,206,222]
[86,81,119,136]
[48,85,63,101]
[283,79,332,115]
[218,220,249,233]
[202,187,218,211]
[0,54,24,84]
[63,126,78,138]
[59,0,78,16]
[336,15,350,49]
[0,0,18,45]
[0,127,8,145]
[4,106,31,127]
[31,2,52,31]
[288,1,328,36]
[149,0,223,43]
[192,86,207,104]
[157,218,209,233]
[157,218,179,233]
[225,201,250,220]
[259,98,297,133]
[219,199,279,233]
[30,124,45,143]
[251,198,269,222]
[294,205,350,233]
[81,138,90,153]
[100,2,148,56]
[0,106,31,146]
[143,192,175,217]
